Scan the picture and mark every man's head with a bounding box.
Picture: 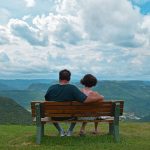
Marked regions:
[59,69,71,81]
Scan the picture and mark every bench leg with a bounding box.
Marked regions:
[41,124,44,136]
[112,102,120,143]
[35,103,44,144]
[109,123,120,142]
[113,124,120,142]
[36,124,44,144]
[109,123,114,135]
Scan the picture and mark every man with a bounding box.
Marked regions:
[45,69,104,136]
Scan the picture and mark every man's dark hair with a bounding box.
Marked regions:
[80,74,97,87]
[59,69,71,81]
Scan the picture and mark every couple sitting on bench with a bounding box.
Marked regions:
[45,69,104,136]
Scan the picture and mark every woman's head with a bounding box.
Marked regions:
[80,74,97,87]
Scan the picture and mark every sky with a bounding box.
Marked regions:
[0,0,150,80]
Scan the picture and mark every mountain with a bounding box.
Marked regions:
[0,90,44,109]
[0,79,55,90]
[139,115,150,122]
[27,83,50,91]
[93,81,150,117]
[0,83,15,90]
[0,80,150,121]
[0,96,32,125]
[0,80,56,109]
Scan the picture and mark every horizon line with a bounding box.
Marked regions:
[0,78,149,81]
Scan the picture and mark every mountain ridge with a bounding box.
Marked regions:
[0,80,150,121]
[0,96,32,124]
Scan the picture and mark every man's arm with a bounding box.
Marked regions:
[45,86,51,101]
[84,92,104,103]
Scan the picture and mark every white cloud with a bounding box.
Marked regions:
[0,8,11,24]
[56,0,79,15]
[8,19,49,46]
[0,0,150,80]
[0,51,10,62]
[24,0,35,8]
[0,25,10,45]
[32,13,85,45]
[0,43,49,78]
[140,15,150,46]
[79,0,143,47]
[22,15,31,21]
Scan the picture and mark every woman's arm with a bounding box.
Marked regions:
[84,91,104,103]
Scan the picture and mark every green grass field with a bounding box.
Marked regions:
[0,122,150,150]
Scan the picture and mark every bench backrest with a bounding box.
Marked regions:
[31,101,124,118]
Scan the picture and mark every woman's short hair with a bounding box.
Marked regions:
[80,74,97,87]
[59,69,71,81]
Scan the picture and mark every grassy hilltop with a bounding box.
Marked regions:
[0,97,32,125]
[0,122,150,150]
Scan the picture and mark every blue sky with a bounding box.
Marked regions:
[0,0,150,80]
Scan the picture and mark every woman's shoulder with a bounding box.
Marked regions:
[81,88,94,96]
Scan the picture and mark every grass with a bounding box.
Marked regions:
[0,122,150,150]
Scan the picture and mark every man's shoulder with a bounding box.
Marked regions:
[62,84,79,92]
[67,84,77,88]
[51,84,59,87]
[48,84,77,91]
[48,84,59,89]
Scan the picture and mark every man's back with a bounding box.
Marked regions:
[45,84,87,102]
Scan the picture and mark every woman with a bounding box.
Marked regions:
[79,74,104,136]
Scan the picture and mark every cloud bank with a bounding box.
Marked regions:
[0,0,150,80]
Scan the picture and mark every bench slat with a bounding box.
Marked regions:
[44,108,112,113]
[44,112,113,117]
[32,117,114,123]
[31,109,124,117]
[31,101,124,117]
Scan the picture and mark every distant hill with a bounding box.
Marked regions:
[27,83,50,91]
[0,83,15,90]
[93,81,150,117]
[0,80,150,121]
[0,79,55,90]
[0,90,45,109]
[140,115,150,122]
[0,96,32,125]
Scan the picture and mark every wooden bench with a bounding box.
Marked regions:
[31,100,124,144]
